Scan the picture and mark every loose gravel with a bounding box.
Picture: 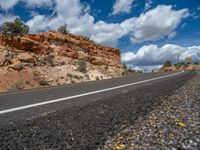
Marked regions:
[0,72,195,150]
[102,72,200,150]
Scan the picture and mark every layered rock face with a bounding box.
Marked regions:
[0,32,122,92]
[0,32,121,68]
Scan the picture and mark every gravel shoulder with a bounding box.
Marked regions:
[102,72,200,150]
[0,72,195,150]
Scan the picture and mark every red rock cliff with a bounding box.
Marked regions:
[0,31,121,69]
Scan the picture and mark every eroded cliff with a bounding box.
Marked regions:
[0,31,123,92]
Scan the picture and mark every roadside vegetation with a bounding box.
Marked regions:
[15,80,24,90]
[78,59,87,72]
[38,79,49,86]
[122,64,138,76]
[0,18,29,36]
[163,60,172,68]
[163,60,200,71]
[58,24,68,35]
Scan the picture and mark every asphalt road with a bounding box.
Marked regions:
[0,71,185,124]
[0,71,195,149]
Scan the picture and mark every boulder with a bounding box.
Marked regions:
[0,48,13,66]
[17,53,35,63]
[9,60,24,71]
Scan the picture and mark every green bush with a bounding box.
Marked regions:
[174,62,186,69]
[78,59,87,72]
[44,55,54,64]
[105,65,109,70]
[123,63,128,70]
[58,24,68,34]
[163,60,172,67]
[1,18,29,37]
[39,79,49,86]
[96,76,100,80]
[15,80,24,89]
[67,73,73,78]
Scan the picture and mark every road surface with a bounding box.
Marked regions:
[0,71,195,149]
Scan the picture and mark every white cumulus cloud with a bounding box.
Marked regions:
[26,3,189,46]
[0,14,18,24]
[144,0,153,11]
[122,44,200,66]
[0,0,189,47]
[112,0,134,15]
[0,0,54,10]
[0,0,19,10]
[129,5,189,43]
[168,32,176,39]
[24,0,54,8]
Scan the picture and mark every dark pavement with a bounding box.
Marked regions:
[0,71,195,149]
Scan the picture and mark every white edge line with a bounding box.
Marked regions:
[0,71,184,115]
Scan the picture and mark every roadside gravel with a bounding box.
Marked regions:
[0,72,195,150]
[102,72,200,150]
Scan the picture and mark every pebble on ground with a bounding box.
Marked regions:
[102,72,200,150]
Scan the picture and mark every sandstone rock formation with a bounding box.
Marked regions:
[0,32,121,68]
[0,31,123,92]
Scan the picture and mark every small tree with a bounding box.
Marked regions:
[197,50,200,63]
[58,24,68,34]
[0,24,3,33]
[163,60,172,68]
[123,63,128,70]
[78,59,87,72]
[1,18,29,37]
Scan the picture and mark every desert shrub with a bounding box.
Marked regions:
[78,59,87,72]
[1,18,29,37]
[174,63,182,69]
[122,68,137,76]
[96,76,100,81]
[105,65,109,70]
[58,24,68,34]
[122,71,127,76]
[71,80,75,84]
[61,61,65,65]
[77,47,85,51]
[44,55,54,64]
[193,62,199,65]
[25,81,30,84]
[174,62,186,69]
[15,80,24,89]
[123,63,128,70]
[39,79,49,86]
[67,73,73,78]
[85,74,90,80]
[73,75,82,80]
[100,76,103,80]
[163,60,172,68]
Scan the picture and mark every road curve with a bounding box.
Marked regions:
[0,71,185,122]
[0,71,184,115]
[0,71,195,149]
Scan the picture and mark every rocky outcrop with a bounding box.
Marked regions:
[161,65,200,72]
[0,32,123,92]
[0,32,121,69]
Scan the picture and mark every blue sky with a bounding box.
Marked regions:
[0,0,200,70]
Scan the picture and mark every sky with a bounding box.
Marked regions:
[0,0,200,71]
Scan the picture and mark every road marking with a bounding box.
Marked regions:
[0,71,184,115]
[0,75,126,97]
